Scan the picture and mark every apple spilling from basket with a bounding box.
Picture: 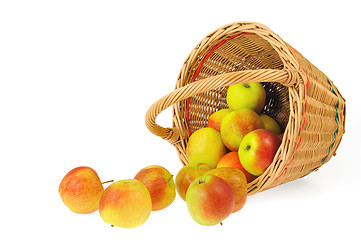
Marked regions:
[58,82,284,227]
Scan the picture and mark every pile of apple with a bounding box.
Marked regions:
[180,82,284,225]
[59,165,177,228]
[58,82,284,228]
[188,82,283,179]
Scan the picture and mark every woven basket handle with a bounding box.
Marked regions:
[145,69,298,144]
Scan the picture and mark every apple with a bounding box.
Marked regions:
[259,114,282,135]
[220,109,264,151]
[226,82,266,113]
[134,165,176,211]
[99,179,152,228]
[216,152,257,183]
[207,167,247,213]
[239,129,282,176]
[58,166,104,214]
[207,108,233,132]
[175,163,213,201]
[186,127,227,168]
[186,174,235,226]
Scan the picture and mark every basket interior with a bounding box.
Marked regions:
[188,34,290,133]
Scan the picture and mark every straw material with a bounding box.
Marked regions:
[145,22,346,195]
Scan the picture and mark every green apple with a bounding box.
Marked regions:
[227,82,266,113]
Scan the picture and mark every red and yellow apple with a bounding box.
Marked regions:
[259,114,282,135]
[226,82,266,113]
[99,179,152,228]
[220,109,264,151]
[207,167,247,213]
[207,108,232,132]
[58,166,104,214]
[134,165,176,211]
[186,127,227,168]
[239,129,282,176]
[186,174,235,226]
[216,152,257,183]
[175,163,213,201]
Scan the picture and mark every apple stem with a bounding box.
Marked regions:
[111,225,114,227]
[198,180,205,184]
[102,180,114,184]
[220,222,223,226]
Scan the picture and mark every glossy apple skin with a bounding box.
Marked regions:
[216,152,257,183]
[134,165,176,211]
[207,109,233,132]
[175,163,213,201]
[207,167,247,213]
[58,166,104,214]
[259,114,282,135]
[186,175,235,226]
[220,109,264,151]
[186,127,227,168]
[226,82,266,113]
[99,179,152,228]
[239,129,282,176]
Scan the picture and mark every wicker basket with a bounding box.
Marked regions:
[145,22,346,195]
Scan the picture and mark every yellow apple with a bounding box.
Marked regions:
[175,163,213,201]
[58,166,104,214]
[186,127,227,168]
[99,179,152,228]
[227,82,266,113]
[134,165,176,211]
[259,114,282,135]
[220,109,264,151]
[239,129,282,176]
[207,108,232,132]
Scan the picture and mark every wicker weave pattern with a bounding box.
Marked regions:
[145,22,346,195]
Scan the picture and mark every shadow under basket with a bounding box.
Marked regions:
[145,22,346,195]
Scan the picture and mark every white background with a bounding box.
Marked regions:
[1,0,360,239]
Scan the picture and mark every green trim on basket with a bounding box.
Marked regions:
[309,78,339,173]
